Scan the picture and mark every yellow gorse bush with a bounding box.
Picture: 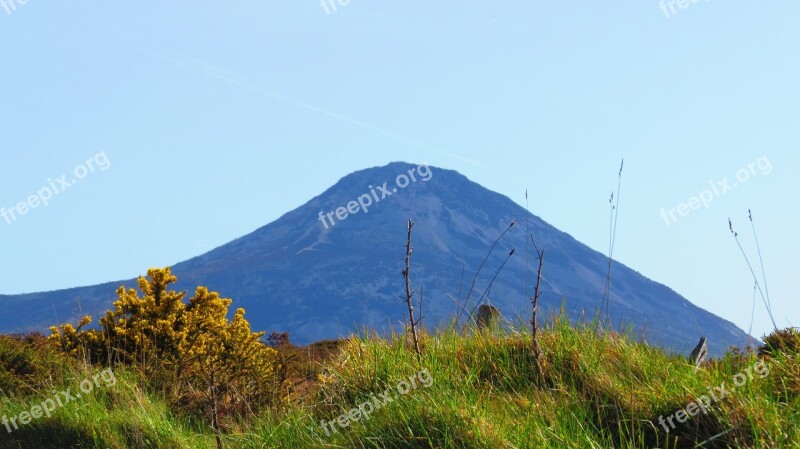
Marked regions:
[49,267,280,420]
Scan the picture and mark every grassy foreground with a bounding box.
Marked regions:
[2,320,798,448]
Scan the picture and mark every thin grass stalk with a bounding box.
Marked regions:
[603,190,613,313]
[749,209,775,321]
[457,221,516,324]
[749,281,757,339]
[418,285,424,328]
[468,248,516,320]
[599,159,623,331]
[526,189,530,303]
[729,217,778,331]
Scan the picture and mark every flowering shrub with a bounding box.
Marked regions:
[49,267,279,423]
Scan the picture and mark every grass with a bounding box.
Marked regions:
[0,335,212,448]
[1,319,798,448]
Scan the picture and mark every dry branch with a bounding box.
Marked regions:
[402,219,422,362]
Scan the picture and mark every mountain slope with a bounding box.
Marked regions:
[0,162,751,355]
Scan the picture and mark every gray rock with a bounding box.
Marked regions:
[476,304,501,331]
[689,336,708,369]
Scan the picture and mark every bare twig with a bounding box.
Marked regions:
[531,237,544,380]
[402,219,422,362]
[209,361,223,449]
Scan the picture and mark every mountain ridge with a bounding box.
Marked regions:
[0,162,752,356]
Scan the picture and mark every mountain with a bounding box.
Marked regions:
[0,162,752,356]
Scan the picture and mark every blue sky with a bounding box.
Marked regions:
[1,1,797,339]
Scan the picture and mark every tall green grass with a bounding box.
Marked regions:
[2,320,798,448]
[233,319,798,448]
[0,335,213,448]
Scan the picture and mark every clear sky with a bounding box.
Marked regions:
[1,1,797,339]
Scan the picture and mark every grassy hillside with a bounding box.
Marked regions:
[1,320,798,448]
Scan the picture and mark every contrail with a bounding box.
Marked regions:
[121,40,484,167]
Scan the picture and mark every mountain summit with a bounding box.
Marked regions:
[0,162,751,355]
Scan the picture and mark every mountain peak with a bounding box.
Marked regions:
[0,164,751,356]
